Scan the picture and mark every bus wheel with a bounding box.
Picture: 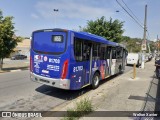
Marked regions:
[92,72,100,89]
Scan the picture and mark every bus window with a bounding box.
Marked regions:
[93,44,100,60]
[116,47,123,59]
[106,46,111,59]
[100,44,106,60]
[83,42,91,61]
[112,47,116,59]
[74,38,83,61]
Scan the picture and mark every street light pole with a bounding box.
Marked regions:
[53,9,59,28]
[141,5,147,69]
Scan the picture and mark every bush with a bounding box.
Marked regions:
[62,98,94,120]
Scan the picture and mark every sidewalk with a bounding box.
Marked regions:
[0,59,29,73]
[40,59,157,120]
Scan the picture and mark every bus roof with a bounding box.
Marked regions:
[73,31,118,46]
[32,28,125,48]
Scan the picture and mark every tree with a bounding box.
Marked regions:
[121,36,142,53]
[0,10,20,70]
[81,16,124,42]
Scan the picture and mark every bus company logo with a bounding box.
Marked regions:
[34,55,41,60]
[34,55,43,62]
[44,56,48,61]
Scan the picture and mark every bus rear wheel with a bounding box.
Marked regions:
[91,72,100,89]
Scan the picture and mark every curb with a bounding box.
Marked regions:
[0,67,29,73]
[10,69,22,72]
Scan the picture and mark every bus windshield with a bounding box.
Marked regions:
[32,31,66,54]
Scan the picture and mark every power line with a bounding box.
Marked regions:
[121,0,143,25]
[116,0,152,41]
[116,0,144,29]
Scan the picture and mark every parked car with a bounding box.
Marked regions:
[146,53,153,61]
[11,54,27,60]
[126,53,142,67]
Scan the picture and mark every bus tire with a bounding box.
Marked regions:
[91,72,100,89]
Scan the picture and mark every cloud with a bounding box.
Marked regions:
[31,13,39,19]
[35,0,114,20]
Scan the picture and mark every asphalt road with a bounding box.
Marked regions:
[0,66,132,111]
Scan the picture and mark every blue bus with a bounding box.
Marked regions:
[30,28,127,90]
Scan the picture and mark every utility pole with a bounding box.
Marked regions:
[141,5,147,69]
[147,40,151,53]
[157,35,159,54]
[53,9,59,28]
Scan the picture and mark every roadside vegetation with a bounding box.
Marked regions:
[62,98,94,120]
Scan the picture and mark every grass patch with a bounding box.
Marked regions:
[62,98,94,120]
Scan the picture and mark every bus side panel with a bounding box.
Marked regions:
[69,32,86,90]
[91,59,107,82]
[69,63,85,90]
[91,60,100,79]
[69,32,96,90]
[107,59,111,76]
[100,60,106,80]
[111,59,116,75]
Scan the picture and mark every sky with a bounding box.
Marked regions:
[0,0,159,41]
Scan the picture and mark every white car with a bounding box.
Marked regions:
[126,53,142,67]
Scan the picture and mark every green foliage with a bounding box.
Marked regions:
[150,41,156,52]
[0,10,19,70]
[76,98,93,114]
[62,98,94,120]
[121,36,142,53]
[146,41,155,53]
[121,36,156,53]
[81,16,124,42]
[16,36,23,42]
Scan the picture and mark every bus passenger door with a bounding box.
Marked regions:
[83,42,92,85]
[122,49,126,71]
[105,46,111,77]
[110,47,116,75]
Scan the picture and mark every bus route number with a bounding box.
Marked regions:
[73,66,83,72]
[49,58,60,64]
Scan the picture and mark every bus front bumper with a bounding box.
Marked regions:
[30,72,70,90]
